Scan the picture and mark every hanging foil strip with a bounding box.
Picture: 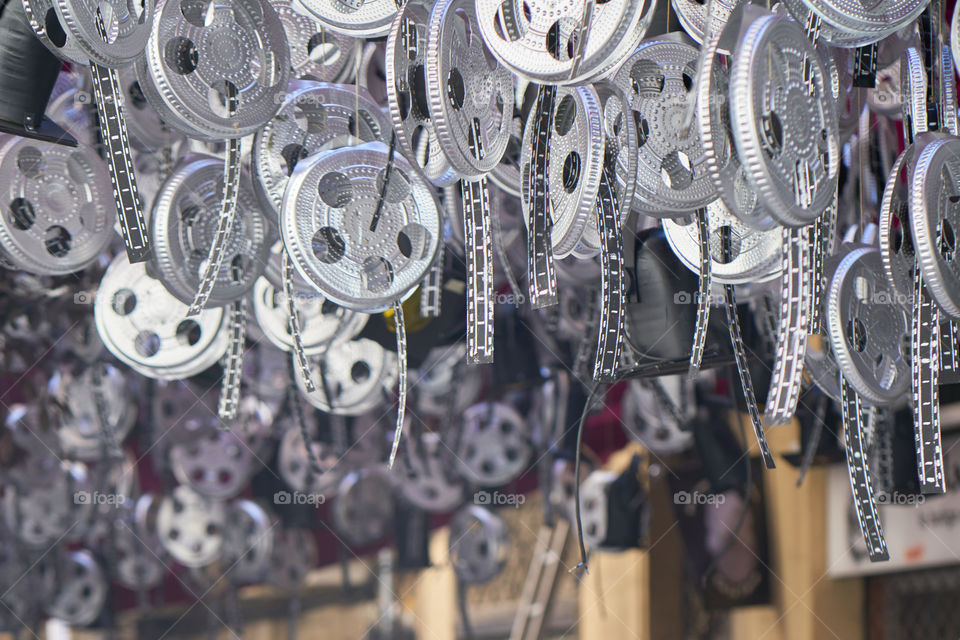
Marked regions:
[90,365,120,457]
[387,300,408,468]
[688,208,710,379]
[808,204,835,334]
[764,226,810,425]
[420,242,444,318]
[462,176,495,364]
[803,12,822,44]
[866,406,894,497]
[527,84,558,309]
[574,291,600,381]
[491,200,524,305]
[187,131,243,317]
[593,164,623,382]
[282,251,317,393]
[90,19,149,263]
[217,296,247,423]
[839,378,889,561]
[288,372,324,484]
[912,270,945,492]
[939,314,960,375]
[796,393,829,487]
[724,284,775,468]
[853,43,879,87]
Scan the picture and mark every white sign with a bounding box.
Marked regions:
[827,436,960,577]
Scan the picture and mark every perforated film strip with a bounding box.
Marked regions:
[724,283,775,468]
[688,208,710,379]
[764,226,810,425]
[808,205,834,334]
[941,315,960,375]
[217,292,247,424]
[387,300,408,469]
[574,291,600,381]
[592,162,623,382]
[90,17,149,264]
[912,269,945,492]
[187,122,243,317]
[527,84,558,309]
[286,361,324,487]
[839,377,889,561]
[419,242,444,318]
[462,122,495,364]
[90,365,121,458]
[282,251,316,393]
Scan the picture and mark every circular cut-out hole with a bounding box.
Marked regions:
[17,147,42,179]
[761,112,783,156]
[660,150,693,190]
[281,143,308,176]
[164,37,198,75]
[44,8,67,47]
[362,256,394,293]
[112,289,136,315]
[397,223,430,259]
[44,225,71,257]
[135,331,161,357]
[317,172,352,208]
[307,34,341,66]
[561,152,581,193]
[176,319,202,346]
[409,65,431,119]
[554,94,577,136]
[447,68,465,110]
[351,361,371,383]
[940,219,956,259]
[311,226,345,264]
[847,318,867,352]
[9,198,36,231]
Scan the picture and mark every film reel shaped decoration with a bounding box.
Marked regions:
[294,338,398,415]
[0,135,114,275]
[474,0,652,85]
[252,80,391,217]
[281,141,441,312]
[140,0,290,139]
[728,12,840,227]
[826,247,911,406]
[156,485,226,567]
[251,277,367,355]
[425,0,513,178]
[397,431,465,512]
[57,363,136,460]
[385,1,458,186]
[151,156,270,308]
[169,428,256,499]
[613,37,719,217]
[520,85,603,258]
[911,136,960,319]
[95,254,230,380]
[221,499,274,583]
[780,0,929,48]
[448,505,509,585]
[455,402,531,487]
[293,0,397,37]
[697,7,776,231]
[274,0,357,82]
[24,0,156,263]
[663,199,783,285]
[45,550,107,627]
[331,466,395,546]
[277,419,342,496]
